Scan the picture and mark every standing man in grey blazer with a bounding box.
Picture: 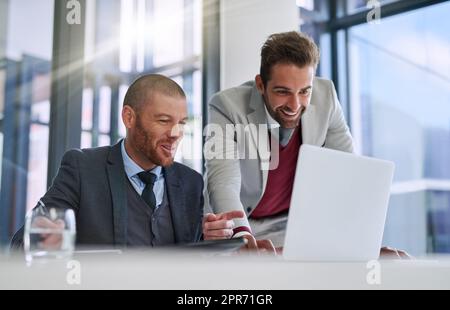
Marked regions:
[204,31,354,250]
[11,74,241,249]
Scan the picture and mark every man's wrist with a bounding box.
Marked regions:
[232,226,252,238]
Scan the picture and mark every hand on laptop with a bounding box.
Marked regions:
[202,212,276,255]
[379,246,412,259]
[240,234,277,255]
[203,210,244,240]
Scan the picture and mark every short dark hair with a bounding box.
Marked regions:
[260,31,320,86]
[123,74,186,111]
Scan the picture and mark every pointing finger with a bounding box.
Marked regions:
[218,210,245,221]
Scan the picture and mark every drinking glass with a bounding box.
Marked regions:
[24,201,76,263]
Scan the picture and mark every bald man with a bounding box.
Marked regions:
[11,74,242,249]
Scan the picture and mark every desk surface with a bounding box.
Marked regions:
[1,250,450,290]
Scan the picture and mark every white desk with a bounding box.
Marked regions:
[1,250,450,290]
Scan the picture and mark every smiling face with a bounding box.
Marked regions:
[122,92,188,170]
[256,63,315,129]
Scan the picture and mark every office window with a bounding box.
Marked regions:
[98,86,112,146]
[0,0,54,245]
[1,0,203,246]
[81,88,94,149]
[0,67,5,191]
[83,0,203,172]
[297,1,330,80]
[348,2,450,254]
[172,71,203,173]
[153,0,185,67]
[300,0,450,255]
[344,0,399,15]
[118,84,128,138]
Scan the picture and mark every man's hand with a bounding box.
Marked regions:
[32,216,65,250]
[240,234,276,255]
[379,246,412,259]
[203,210,245,240]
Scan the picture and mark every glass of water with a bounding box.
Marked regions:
[24,201,76,263]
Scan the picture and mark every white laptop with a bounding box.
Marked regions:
[283,144,394,261]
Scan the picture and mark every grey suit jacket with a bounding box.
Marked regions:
[11,141,204,248]
[205,78,354,229]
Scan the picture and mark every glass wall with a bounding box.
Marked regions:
[300,0,450,255]
[348,2,450,254]
[0,0,203,246]
[81,0,203,172]
[0,0,54,245]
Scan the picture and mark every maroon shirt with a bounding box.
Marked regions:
[250,127,302,219]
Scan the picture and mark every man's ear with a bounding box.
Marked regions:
[255,75,265,95]
[122,105,135,129]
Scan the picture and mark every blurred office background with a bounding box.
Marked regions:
[0,0,449,256]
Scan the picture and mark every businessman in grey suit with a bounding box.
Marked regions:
[12,74,242,249]
[204,31,410,258]
[204,31,353,250]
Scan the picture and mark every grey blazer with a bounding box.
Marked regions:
[205,78,354,229]
[11,141,204,248]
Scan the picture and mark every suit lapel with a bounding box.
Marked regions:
[106,141,128,247]
[164,165,191,243]
[302,78,319,145]
[301,105,316,145]
[247,85,271,194]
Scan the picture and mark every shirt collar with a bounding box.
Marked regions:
[121,139,162,179]
[263,103,280,129]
